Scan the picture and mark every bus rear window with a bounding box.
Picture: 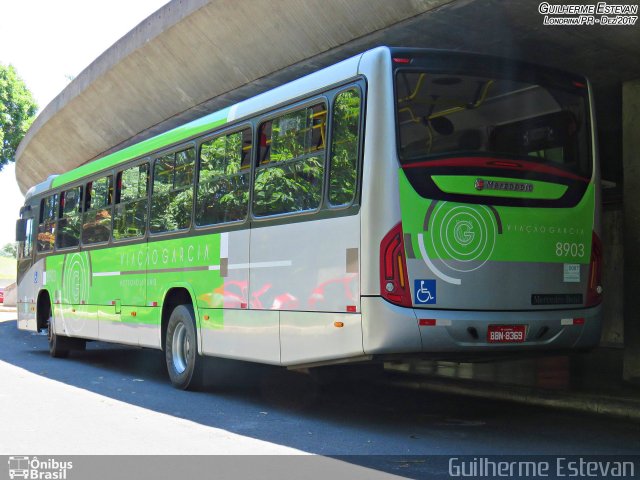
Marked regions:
[395,71,591,178]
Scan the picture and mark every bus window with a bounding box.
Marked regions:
[150,147,195,233]
[253,103,326,217]
[329,89,361,206]
[114,163,149,240]
[37,194,57,252]
[82,175,112,244]
[196,129,251,226]
[395,71,591,178]
[56,186,83,249]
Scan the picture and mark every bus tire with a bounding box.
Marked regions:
[165,304,203,390]
[48,316,70,359]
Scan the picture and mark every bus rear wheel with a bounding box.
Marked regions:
[165,304,203,390]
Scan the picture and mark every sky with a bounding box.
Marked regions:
[0,0,169,248]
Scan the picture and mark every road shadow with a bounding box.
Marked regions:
[1,319,638,477]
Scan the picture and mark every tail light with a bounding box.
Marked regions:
[586,231,603,306]
[380,223,412,307]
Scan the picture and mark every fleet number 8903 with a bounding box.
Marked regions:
[555,242,585,257]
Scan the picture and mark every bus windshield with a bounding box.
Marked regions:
[395,69,592,178]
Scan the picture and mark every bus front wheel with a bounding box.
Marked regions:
[165,305,203,390]
[48,316,70,359]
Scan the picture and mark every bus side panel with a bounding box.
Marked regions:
[250,215,360,312]
[146,235,220,349]
[200,309,281,365]
[51,303,99,340]
[98,305,140,347]
[16,258,45,332]
[91,243,148,345]
[198,228,281,362]
[251,215,361,365]
[71,252,98,340]
[281,311,363,365]
[73,305,99,339]
[191,230,249,311]
[44,252,99,340]
[122,305,158,348]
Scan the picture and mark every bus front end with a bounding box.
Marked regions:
[366,49,602,356]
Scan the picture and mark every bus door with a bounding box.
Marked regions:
[99,164,149,346]
[16,206,37,331]
[53,185,100,340]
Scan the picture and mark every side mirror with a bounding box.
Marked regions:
[15,219,26,242]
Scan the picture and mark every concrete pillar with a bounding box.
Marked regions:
[602,206,624,346]
[622,79,640,382]
[595,85,624,347]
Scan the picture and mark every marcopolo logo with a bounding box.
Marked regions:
[475,178,533,193]
[7,456,73,479]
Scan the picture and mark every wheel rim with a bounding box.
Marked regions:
[171,322,190,374]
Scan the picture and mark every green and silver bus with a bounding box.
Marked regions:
[15,47,602,389]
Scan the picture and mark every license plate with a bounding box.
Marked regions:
[487,324,527,343]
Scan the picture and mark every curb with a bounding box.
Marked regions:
[382,375,640,421]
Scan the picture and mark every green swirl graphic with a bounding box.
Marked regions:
[63,252,91,304]
[429,203,497,272]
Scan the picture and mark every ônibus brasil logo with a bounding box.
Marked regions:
[475,178,534,193]
[7,456,73,479]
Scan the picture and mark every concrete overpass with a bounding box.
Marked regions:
[14,0,640,380]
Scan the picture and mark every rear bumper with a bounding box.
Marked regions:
[361,297,602,355]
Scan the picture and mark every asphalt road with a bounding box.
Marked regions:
[1,311,639,478]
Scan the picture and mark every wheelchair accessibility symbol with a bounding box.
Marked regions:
[414,279,436,304]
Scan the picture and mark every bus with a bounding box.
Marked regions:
[8,456,29,479]
[15,47,602,390]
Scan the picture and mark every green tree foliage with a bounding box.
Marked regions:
[0,64,38,170]
[329,89,360,205]
[37,194,58,252]
[82,176,112,244]
[150,149,194,233]
[0,243,17,259]
[196,130,250,225]
[57,186,83,248]
[253,105,326,216]
[114,164,148,239]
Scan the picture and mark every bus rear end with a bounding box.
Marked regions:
[368,49,601,356]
